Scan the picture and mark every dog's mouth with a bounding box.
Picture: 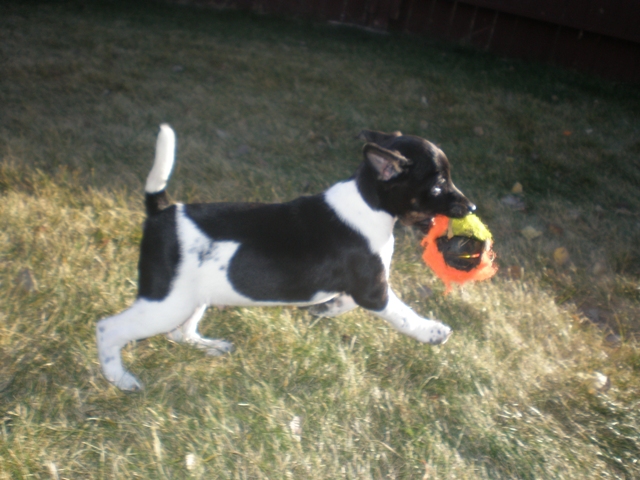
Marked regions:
[413,217,436,234]
[400,212,435,234]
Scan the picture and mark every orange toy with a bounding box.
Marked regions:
[421,214,497,293]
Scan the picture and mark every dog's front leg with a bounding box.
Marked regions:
[372,288,451,344]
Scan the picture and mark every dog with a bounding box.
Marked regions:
[96,125,476,390]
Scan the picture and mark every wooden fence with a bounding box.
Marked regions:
[172,0,640,82]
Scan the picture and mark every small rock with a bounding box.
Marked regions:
[289,415,303,440]
[473,126,484,136]
[553,247,570,265]
[603,333,622,348]
[590,372,611,393]
[592,261,607,276]
[500,194,525,211]
[582,308,605,326]
[548,223,564,236]
[215,129,229,139]
[520,226,543,240]
[506,265,524,279]
[171,65,185,73]
[15,268,37,293]
[185,454,197,471]
[45,462,59,480]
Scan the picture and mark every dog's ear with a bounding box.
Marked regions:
[363,143,411,181]
[357,129,402,148]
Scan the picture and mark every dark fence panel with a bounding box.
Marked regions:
[168,0,640,81]
[457,0,640,44]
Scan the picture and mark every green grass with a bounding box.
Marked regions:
[1,1,640,478]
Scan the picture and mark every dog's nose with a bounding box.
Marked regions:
[450,202,475,218]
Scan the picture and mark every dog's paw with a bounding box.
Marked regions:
[113,371,143,391]
[200,339,234,356]
[307,303,330,317]
[167,330,234,356]
[412,321,452,345]
[188,337,233,357]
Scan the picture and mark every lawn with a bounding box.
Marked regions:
[1,1,639,478]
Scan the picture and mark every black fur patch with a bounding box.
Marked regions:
[145,191,170,216]
[138,205,181,300]
[184,196,387,308]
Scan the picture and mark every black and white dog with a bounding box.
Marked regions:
[97,125,475,390]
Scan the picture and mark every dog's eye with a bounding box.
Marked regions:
[431,177,446,196]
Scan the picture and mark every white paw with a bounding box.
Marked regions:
[112,371,143,391]
[203,339,234,356]
[411,321,452,345]
[307,303,331,317]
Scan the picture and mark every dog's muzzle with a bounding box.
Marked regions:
[448,202,476,218]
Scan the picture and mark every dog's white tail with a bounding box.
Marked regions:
[145,124,176,216]
[145,124,176,194]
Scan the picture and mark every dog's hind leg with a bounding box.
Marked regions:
[165,304,233,356]
[96,298,200,390]
[307,294,358,318]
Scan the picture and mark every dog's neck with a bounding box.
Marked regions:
[324,179,395,254]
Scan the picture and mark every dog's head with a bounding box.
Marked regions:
[357,129,475,233]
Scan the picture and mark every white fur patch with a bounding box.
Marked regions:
[378,235,395,278]
[175,205,248,306]
[324,180,395,255]
[145,124,176,193]
[174,205,338,307]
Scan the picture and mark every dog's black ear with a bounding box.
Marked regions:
[363,143,411,181]
[357,129,402,148]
